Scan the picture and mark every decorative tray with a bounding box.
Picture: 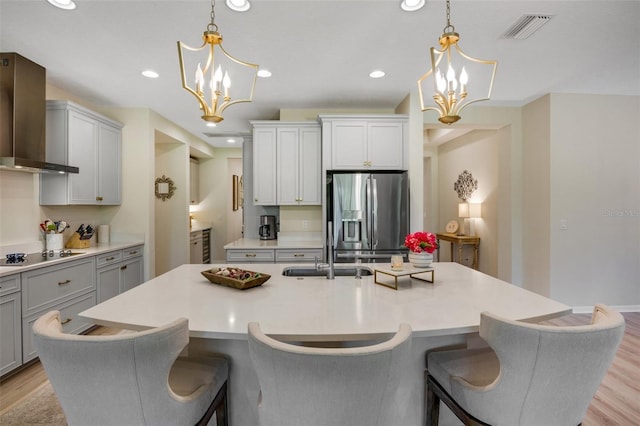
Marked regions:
[201,267,270,290]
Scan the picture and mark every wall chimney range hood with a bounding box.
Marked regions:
[0,52,79,174]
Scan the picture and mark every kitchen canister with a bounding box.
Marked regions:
[46,233,64,251]
[98,225,110,244]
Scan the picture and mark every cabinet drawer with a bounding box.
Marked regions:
[122,245,143,260]
[0,274,20,297]
[22,257,96,317]
[96,250,122,268]
[276,249,323,263]
[226,249,275,263]
[23,292,96,362]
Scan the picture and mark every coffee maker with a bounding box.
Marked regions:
[259,215,277,240]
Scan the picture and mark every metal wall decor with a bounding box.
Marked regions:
[454,170,477,201]
[155,175,176,201]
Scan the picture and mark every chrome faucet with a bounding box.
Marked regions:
[316,221,335,279]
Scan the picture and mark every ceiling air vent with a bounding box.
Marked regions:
[502,15,552,39]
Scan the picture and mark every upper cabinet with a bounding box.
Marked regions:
[252,122,321,206]
[189,157,200,205]
[40,101,123,205]
[319,115,408,170]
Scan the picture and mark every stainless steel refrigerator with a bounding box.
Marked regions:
[327,171,409,263]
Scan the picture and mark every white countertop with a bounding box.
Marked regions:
[80,262,571,341]
[0,241,144,277]
[223,238,323,250]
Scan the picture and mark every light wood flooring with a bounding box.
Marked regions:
[1,314,639,424]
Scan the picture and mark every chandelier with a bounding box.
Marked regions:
[417,0,497,125]
[177,0,258,123]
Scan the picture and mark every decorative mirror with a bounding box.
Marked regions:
[454,170,478,201]
[155,175,176,201]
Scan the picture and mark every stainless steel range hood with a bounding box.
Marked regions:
[0,52,79,174]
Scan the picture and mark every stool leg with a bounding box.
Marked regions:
[425,372,440,426]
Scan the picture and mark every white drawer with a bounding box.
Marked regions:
[276,249,323,263]
[226,249,275,263]
[122,245,143,260]
[22,257,96,317]
[0,273,20,297]
[96,250,122,268]
[23,292,96,362]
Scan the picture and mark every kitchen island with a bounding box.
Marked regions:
[80,262,571,426]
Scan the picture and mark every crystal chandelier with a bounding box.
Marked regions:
[177,0,258,123]
[417,0,497,124]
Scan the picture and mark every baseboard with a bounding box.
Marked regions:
[572,305,640,314]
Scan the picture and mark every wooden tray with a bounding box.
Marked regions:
[201,267,270,290]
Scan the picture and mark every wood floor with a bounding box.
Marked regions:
[1,314,639,424]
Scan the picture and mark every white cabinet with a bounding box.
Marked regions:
[0,274,22,376]
[190,158,200,205]
[252,121,321,206]
[252,126,277,205]
[96,245,144,303]
[21,256,97,362]
[190,231,204,264]
[276,125,321,205]
[40,100,123,205]
[319,115,407,170]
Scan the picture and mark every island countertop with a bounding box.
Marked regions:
[80,262,571,341]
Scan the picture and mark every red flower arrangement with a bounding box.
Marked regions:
[404,231,438,254]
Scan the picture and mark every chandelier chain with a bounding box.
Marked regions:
[444,0,455,34]
[207,0,218,33]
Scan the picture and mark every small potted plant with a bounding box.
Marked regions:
[404,231,438,268]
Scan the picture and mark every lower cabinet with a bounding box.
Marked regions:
[97,245,144,303]
[21,257,97,363]
[226,249,275,263]
[226,248,323,264]
[275,249,322,263]
[0,274,22,376]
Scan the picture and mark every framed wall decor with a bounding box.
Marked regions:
[155,175,176,201]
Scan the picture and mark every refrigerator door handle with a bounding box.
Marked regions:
[371,177,378,249]
[365,176,372,248]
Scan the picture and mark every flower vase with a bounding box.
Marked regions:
[408,251,433,268]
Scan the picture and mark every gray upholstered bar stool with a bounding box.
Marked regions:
[33,310,229,426]
[425,304,625,426]
[248,322,412,426]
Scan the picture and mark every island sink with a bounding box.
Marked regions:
[282,266,373,277]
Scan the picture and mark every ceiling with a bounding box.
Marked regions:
[2,1,639,148]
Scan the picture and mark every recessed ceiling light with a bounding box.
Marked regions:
[206,122,217,128]
[141,70,159,78]
[47,0,76,10]
[226,0,250,12]
[400,0,425,12]
[227,139,237,144]
[369,70,385,79]
[257,69,272,78]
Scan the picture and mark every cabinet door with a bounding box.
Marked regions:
[97,263,120,303]
[68,110,99,204]
[121,257,143,293]
[298,127,321,205]
[253,127,277,205]
[190,237,204,264]
[367,121,404,169]
[276,127,300,205]
[0,292,22,376]
[331,121,367,169]
[97,123,121,204]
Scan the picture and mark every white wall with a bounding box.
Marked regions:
[548,94,640,308]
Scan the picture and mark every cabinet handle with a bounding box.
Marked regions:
[60,318,72,325]
[120,265,127,270]
[106,256,115,261]
[96,196,103,201]
[245,253,257,257]
[254,198,258,202]
[293,253,304,257]
[58,279,71,286]
[129,251,138,255]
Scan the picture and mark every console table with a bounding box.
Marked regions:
[436,233,480,269]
